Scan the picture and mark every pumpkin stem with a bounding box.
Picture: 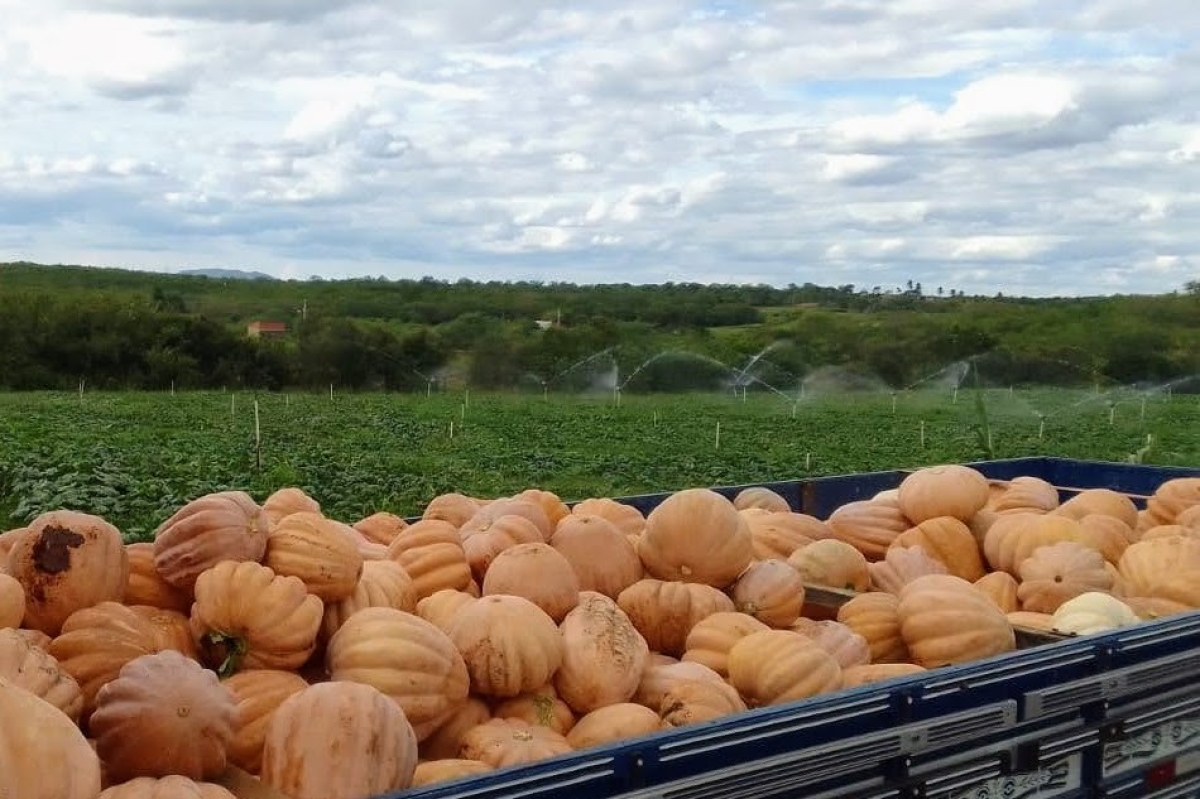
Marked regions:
[201,631,248,678]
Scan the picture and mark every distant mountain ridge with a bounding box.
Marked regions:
[177,268,276,281]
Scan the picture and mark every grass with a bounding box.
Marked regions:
[0,386,1195,540]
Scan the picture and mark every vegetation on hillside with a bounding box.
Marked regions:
[1,262,1196,392]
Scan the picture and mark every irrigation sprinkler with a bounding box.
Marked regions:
[805,452,811,470]
[449,420,455,439]
[1038,414,1045,440]
[329,383,334,401]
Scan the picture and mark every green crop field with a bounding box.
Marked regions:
[0,387,1196,541]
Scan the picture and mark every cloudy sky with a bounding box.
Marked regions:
[1,1,1197,296]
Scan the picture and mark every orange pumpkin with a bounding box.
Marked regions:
[990,476,1060,514]
[0,627,83,721]
[264,512,363,602]
[188,560,323,677]
[1017,541,1113,613]
[458,718,572,769]
[416,589,477,634]
[411,760,493,788]
[659,678,747,727]
[550,514,644,599]
[153,491,269,591]
[99,776,237,798]
[983,513,1085,575]
[730,559,805,628]
[790,618,871,669]
[491,684,575,736]
[868,545,948,594]
[420,697,492,761]
[447,595,564,698]
[787,539,870,591]
[727,630,842,707]
[638,489,753,588]
[326,607,470,741]
[386,520,473,599]
[897,464,991,523]
[0,572,24,628]
[568,703,662,749]
[262,487,321,528]
[222,669,310,774]
[353,511,408,546]
[1055,489,1139,529]
[321,559,417,643]
[123,543,192,613]
[49,601,183,721]
[973,571,1020,613]
[0,674,102,799]
[841,663,926,689]
[7,509,130,636]
[423,493,482,527]
[261,681,418,799]
[836,591,909,663]
[826,499,910,560]
[897,574,1016,667]
[745,511,832,561]
[460,514,544,582]
[890,516,986,581]
[481,543,580,622]
[464,499,553,541]
[1146,479,1200,525]
[569,498,647,537]
[733,486,790,513]
[1118,536,1200,598]
[682,611,770,677]
[554,591,649,714]
[512,489,572,529]
[1075,514,1134,561]
[617,578,735,656]
[634,660,725,710]
[91,650,236,782]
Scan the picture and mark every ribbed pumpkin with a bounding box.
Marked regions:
[416,589,477,634]
[261,681,418,799]
[1017,541,1113,613]
[634,660,726,711]
[326,607,470,740]
[550,514,644,599]
[264,512,363,602]
[638,489,753,588]
[659,678,747,727]
[681,611,770,677]
[890,516,986,581]
[447,595,564,698]
[746,511,832,561]
[897,465,991,523]
[990,476,1060,514]
[422,493,482,527]
[153,491,269,591]
[91,650,236,782]
[1075,514,1134,562]
[459,718,572,769]
[0,572,24,628]
[897,574,1016,667]
[567,703,663,749]
[790,618,871,669]
[0,627,83,721]
[554,591,649,714]
[0,674,102,799]
[787,539,870,591]
[835,591,909,663]
[983,513,1085,574]
[465,499,552,541]
[569,498,647,537]
[188,560,323,677]
[973,571,1019,613]
[492,684,575,736]
[733,486,791,513]
[321,559,417,643]
[222,668,310,774]
[98,776,237,799]
[1145,478,1200,525]
[412,760,493,788]
[353,511,408,546]
[841,663,927,689]
[460,514,544,582]
[262,487,321,528]
[512,489,572,529]
[123,543,192,613]
[868,545,948,594]
[1055,488,1139,529]
[482,543,580,622]
[7,509,130,635]
[386,520,473,599]
[49,601,183,721]
[827,500,910,560]
[730,559,805,628]
[419,697,491,761]
[1118,536,1200,598]
[617,578,735,656]
[727,630,842,707]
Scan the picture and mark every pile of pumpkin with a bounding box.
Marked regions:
[1,465,1198,799]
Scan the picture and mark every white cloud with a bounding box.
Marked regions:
[0,0,1196,295]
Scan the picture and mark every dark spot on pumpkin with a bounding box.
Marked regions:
[31,526,85,574]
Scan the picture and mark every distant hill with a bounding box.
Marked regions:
[177,268,276,281]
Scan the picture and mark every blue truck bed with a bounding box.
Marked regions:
[388,457,1200,799]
